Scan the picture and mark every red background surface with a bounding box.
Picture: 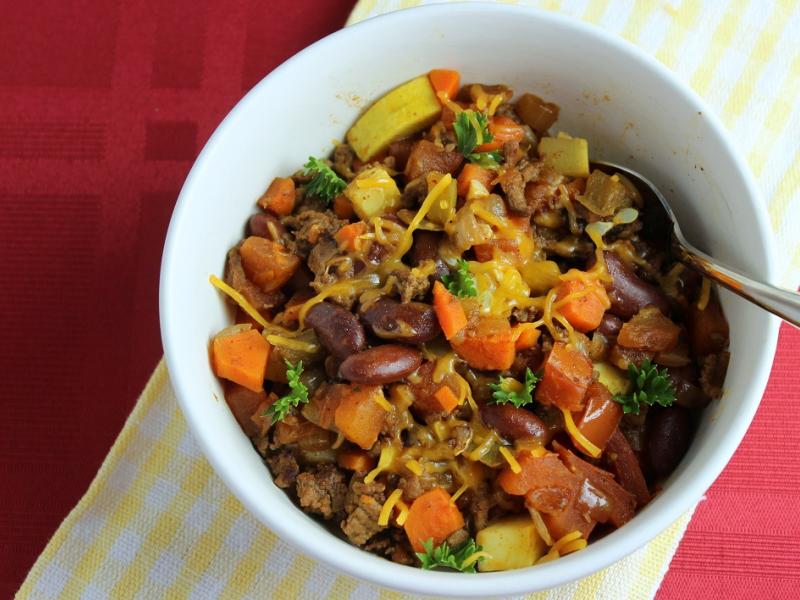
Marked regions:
[1,1,797,597]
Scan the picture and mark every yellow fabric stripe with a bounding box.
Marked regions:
[582,0,610,24]
[689,0,748,97]
[270,554,317,600]
[767,145,800,230]
[58,399,185,599]
[722,0,794,121]
[654,1,702,69]
[620,0,659,42]
[221,526,278,597]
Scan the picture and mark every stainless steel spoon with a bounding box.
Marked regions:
[591,160,800,328]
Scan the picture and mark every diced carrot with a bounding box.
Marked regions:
[403,488,465,552]
[452,319,517,371]
[498,452,579,501]
[432,386,460,414]
[535,342,593,411]
[405,362,460,418]
[571,381,621,455]
[456,163,494,197]
[474,116,525,152]
[239,236,301,292]
[334,221,367,252]
[428,69,461,100]
[334,384,387,450]
[211,329,270,393]
[257,177,295,216]
[333,194,355,219]
[336,448,376,473]
[432,281,467,340]
[513,324,541,350]
[554,277,609,333]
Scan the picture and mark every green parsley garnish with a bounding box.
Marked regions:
[441,258,477,298]
[416,537,485,573]
[303,156,346,203]
[453,110,504,167]
[488,367,540,408]
[266,360,309,423]
[612,359,676,415]
[467,150,503,168]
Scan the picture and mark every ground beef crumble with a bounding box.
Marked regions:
[266,450,299,489]
[340,476,387,546]
[295,464,347,520]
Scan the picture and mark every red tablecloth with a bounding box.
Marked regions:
[1,2,797,597]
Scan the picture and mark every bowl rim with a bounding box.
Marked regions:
[160,2,780,596]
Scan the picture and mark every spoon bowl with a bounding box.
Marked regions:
[592,160,800,328]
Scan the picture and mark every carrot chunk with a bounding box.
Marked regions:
[257,177,295,216]
[451,320,516,371]
[334,221,367,252]
[555,277,609,333]
[333,384,386,450]
[474,116,525,152]
[456,163,495,197]
[432,386,460,414]
[535,342,593,411]
[403,488,465,552]
[211,329,270,393]
[428,69,460,100]
[432,281,467,340]
[336,448,376,473]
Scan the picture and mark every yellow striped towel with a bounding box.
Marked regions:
[17,1,799,599]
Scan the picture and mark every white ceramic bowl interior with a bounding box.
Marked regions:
[160,4,779,596]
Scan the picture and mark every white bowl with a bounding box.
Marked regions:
[160,3,780,596]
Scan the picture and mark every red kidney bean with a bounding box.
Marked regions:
[645,406,692,477]
[411,231,449,280]
[248,212,287,242]
[360,297,440,344]
[338,344,422,384]
[666,366,710,409]
[597,313,623,337]
[603,251,671,319]
[305,302,365,360]
[480,404,548,444]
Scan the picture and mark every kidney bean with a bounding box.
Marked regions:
[645,406,692,477]
[360,297,440,344]
[666,366,710,409]
[248,212,288,242]
[411,231,449,280]
[305,302,365,360]
[597,313,623,338]
[480,404,548,444]
[603,251,671,319]
[338,344,422,384]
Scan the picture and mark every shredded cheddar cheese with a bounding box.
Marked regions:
[378,489,404,526]
[498,446,521,474]
[394,173,453,258]
[373,393,393,412]
[209,274,268,328]
[364,444,397,484]
[297,275,379,327]
[561,408,602,458]
[395,500,410,526]
[405,459,424,476]
[264,335,319,353]
[697,277,711,310]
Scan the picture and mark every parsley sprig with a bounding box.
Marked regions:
[488,367,540,408]
[442,258,477,298]
[416,538,485,573]
[303,156,346,203]
[266,360,309,423]
[453,110,503,168]
[612,359,676,415]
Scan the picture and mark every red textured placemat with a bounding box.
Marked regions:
[1,2,797,598]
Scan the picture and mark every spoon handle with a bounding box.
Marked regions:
[674,240,800,328]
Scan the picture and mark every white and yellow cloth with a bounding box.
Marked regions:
[18,1,800,599]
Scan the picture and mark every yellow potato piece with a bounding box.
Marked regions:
[346,75,442,161]
[538,136,590,177]
[476,515,548,572]
[344,166,401,220]
[594,361,632,396]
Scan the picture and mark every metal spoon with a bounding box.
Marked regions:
[591,160,800,328]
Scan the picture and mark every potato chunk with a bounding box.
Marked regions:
[343,166,401,220]
[476,516,548,572]
[346,75,442,161]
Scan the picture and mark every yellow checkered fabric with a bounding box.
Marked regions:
[18,1,799,598]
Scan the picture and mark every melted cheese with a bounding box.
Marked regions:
[562,408,602,458]
[373,393,393,412]
[364,444,398,484]
[264,335,318,353]
[209,274,268,328]
[378,489,404,526]
[405,459,424,476]
[394,173,453,259]
[297,275,380,327]
[498,446,521,474]
[395,500,410,526]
